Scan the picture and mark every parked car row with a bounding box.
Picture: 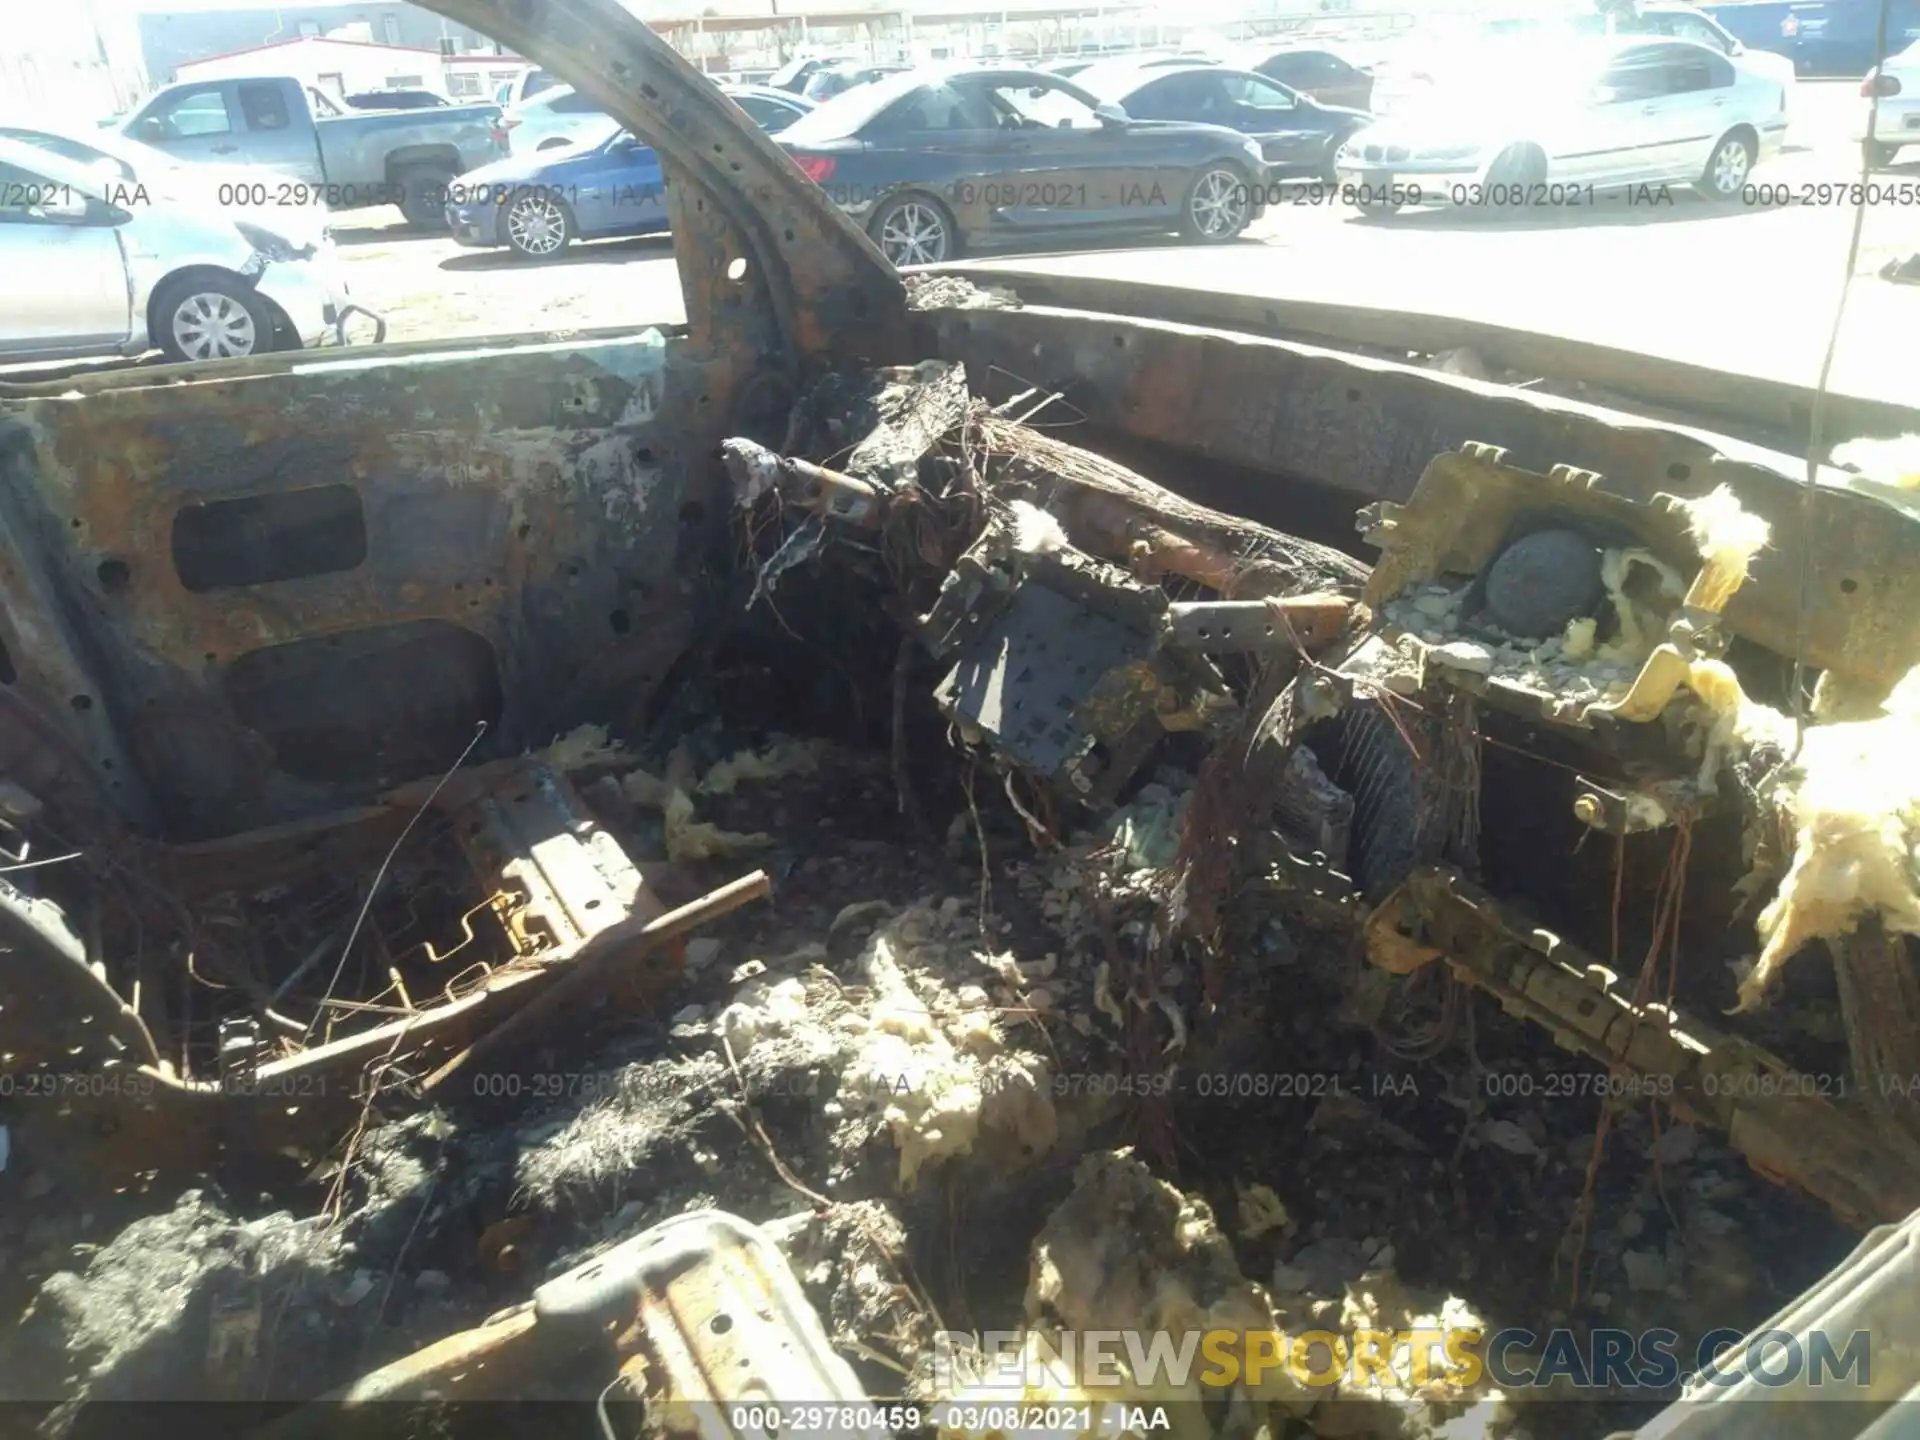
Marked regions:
[447,84,815,258]
[770,65,1277,264]
[0,6,1811,371]
[447,23,1797,269]
[1334,36,1789,214]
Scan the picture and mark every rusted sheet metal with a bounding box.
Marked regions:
[916,303,1920,692]
[255,1210,871,1434]
[0,338,715,839]
[410,0,908,374]
[920,265,1915,451]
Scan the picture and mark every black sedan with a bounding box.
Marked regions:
[1073,61,1370,181]
[776,64,1272,266]
[1244,46,1377,111]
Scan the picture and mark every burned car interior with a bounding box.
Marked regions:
[4,1,1920,1437]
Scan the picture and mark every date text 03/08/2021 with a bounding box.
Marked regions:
[725,1404,1165,1435]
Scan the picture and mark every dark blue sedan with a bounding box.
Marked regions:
[1075,61,1371,182]
[446,85,814,260]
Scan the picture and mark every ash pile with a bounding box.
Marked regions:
[4,357,1914,1440]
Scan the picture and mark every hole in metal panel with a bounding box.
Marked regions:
[172,485,368,593]
[97,558,131,593]
[224,620,501,786]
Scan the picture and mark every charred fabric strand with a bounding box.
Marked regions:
[961,407,1370,598]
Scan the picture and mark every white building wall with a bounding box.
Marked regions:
[0,4,150,123]
[174,36,446,99]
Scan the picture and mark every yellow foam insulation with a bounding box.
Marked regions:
[1596,547,1686,664]
[1681,483,1771,603]
[1568,487,1767,678]
[940,1150,1315,1440]
[720,903,1057,1187]
[1560,615,1598,663]
[539,723,633,772]
[698,737,829,794]
[619,769,775,862]
[1833,433,1920,488]
[1685,658,1794,789]
[1235,1183,1292,1240]
[1010,499,1070,555]
[618,739,827,862]
[1336,1271,1490,1407]
[1738,665,1920,1010]
[839,905,1057,1187]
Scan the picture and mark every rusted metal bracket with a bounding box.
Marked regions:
[411,0,909,382]
[1166,597,1355,655]
[0,762,763,1188]
[251,1210,875,1436]
[453,759,666,961]
[1367,865,1920,1227]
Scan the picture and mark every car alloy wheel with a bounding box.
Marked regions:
[1708,136,1752,196]
[1189,168,1250,239]
[171,291,259,360]
[507,192,570,257]
[877,201,950,266]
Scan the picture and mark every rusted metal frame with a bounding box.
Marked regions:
[0,421,156,830]
[1388,864,1920,1227]
[920,265,1914,450]
[915,303,1920,692]
[1166,597,1355,654]
[0,340,711,838]
[411,0,909,370]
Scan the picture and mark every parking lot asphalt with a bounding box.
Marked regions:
[322,79,1914,406]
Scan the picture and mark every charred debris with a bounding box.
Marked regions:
[6,317,1920,1438]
